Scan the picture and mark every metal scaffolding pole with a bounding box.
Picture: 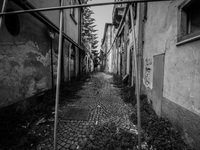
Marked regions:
[53,0,64,149]
[0,0,7,28]
[130,5,141,150]
[0,0,171,16]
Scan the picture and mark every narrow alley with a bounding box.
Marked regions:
[0,72,189,150]
[36,72,136,150]
[1,0,200,149]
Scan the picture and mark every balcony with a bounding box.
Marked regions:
[112,3,126,28]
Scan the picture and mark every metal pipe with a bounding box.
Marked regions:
[0,0,171,16]
[69,45,71,81]
[130,5,141,150]
[50,37,54,94]
[53,0,64,149]
[131,46,134,86]
[0,0,7,28]
[137,3,144,95]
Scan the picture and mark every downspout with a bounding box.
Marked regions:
[69,45,71,81]
[50,37,54,94]
[130,4,141,150]
[75,46,77,78]
[116,44,118,74]
[0,0,7,28]
[78,5,82,77]
[137,3,144,93]
[124,13,129,77]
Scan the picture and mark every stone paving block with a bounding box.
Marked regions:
[67,140,71,144]
[60,147,66,150]
[61,142,65,146]
[57,145,62,149]
[70,144,77,150]
[64,143,70,148]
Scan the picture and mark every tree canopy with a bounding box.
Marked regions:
[81,0,99,58]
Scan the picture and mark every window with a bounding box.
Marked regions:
[5,9,20,36]
[177,0,200,44]
[70,0,75,17]
[70,0,77,24]
[70,44,75,59]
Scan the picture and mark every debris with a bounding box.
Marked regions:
[36,118,46,126]
[47,118,54,122]
[79,122,138,150]
[95,121,98,125]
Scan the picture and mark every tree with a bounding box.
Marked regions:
[81,0,99,55]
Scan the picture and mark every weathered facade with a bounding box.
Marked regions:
[101,23,115,73]
[0,0,87,108]
[103,0,200,149]
[143,1,200,149]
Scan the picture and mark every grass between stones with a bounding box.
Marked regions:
[111,74,193,150]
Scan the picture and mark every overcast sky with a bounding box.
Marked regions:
[88,0,114,51]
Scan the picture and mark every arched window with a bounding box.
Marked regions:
[70,44,75,58]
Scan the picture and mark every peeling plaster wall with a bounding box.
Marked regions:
[28,0,60,27]
[0,2,56,107]
[0,0,83,108]
[64,0,79,43]
[143,0,200,117]
[143,1,200,148]
[28,0,80,43]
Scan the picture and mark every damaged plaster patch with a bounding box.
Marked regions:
[36,52,51,67]
[191,105,200,115]
[0,40,51,107]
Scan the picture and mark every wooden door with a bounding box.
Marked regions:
[153,53,165,116]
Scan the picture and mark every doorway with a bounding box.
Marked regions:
[152,53,165,116]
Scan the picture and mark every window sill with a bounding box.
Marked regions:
[177,31,200,46]
[70,14,77,25]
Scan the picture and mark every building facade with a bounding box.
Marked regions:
[0,0,87,108]
[105,0,200,149]
[101,23,115,73]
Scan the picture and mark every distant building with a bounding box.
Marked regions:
[101,23,115,73]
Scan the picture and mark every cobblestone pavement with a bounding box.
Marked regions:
[37,72,136,150]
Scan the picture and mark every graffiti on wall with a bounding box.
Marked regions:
[143,58,153,89]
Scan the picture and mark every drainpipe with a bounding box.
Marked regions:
[48,28,56,94]
[0,0,7,28]
[117,42,119,74]
[130,4,141,150]
[69,45,71,81]
[53,0,64,149]
[137,3,144,93]
[50,37,54,94]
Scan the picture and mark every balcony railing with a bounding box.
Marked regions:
[112,3,126,28]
